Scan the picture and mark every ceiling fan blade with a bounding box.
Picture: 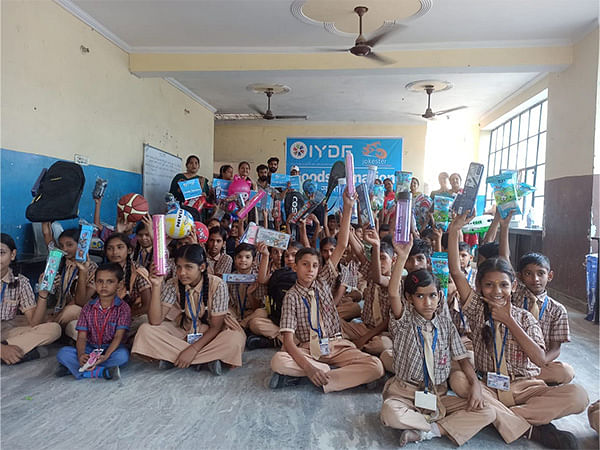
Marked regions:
[315,48,352,52]
[215,113,264,121]
[364,24,406,48]
[434,106,468,116]
[249,104,265,115]
[274,115,308,120]
[364,51,395,65]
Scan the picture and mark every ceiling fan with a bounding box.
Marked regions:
[410,85,467,120]
[214,88,308,121]
[323,6,403,65]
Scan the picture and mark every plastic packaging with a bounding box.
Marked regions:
[431,252,450,298]
[394,171,412,194]
[76,224,94,262]
[79,348,104,372]
[357,183,375,228]
[345,151,355,197]
[371,184,385,212]
[462,214,494,234]
[153,215,168,276]
[39,248,65,292]
[237,190,267,219]
[487,172,521,218]
[394,192,412,244]
[433,195,454,231]
[92,177,108,199]
[366,165,378,192]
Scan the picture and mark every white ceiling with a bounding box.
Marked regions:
[68,0,598,51]
[60,0,599,124]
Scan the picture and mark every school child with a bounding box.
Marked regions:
[447,213,589,448]
[56,263,130,380]
[511,253,574,385]
[269,189,384,392]
[225,220,240,258]
[1,233,61,364]
[341,229,393,355]
[131,244,245,374]
[227,242,279,349]
[404,239,431,273]
[334,235,364,321]
[381,245,496,447]
[132,217,153,270]
[100,233,151,335]
[458,241,476,288]
[319,237,336,266]
[41,223,97,339]
[206,226,233,277]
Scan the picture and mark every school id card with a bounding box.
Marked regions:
[487,372,510,391]
[187,333,203,345]
[415,391,437,411]
[319,338,330,356]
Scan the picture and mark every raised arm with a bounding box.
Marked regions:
[448,213,475,305]
[147,269,165,325]
[93,198,104,231]
[482,208,500,244]
[329,189,355,267]
[498,211,513,261]
[41,222,55,248]
[256,242,271,285]
[363,229,388,287]
[348,227,368,266]
[73,259,95,306]
[297,219,311,248]
[388,237,412,318]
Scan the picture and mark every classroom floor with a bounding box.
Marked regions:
[1,307,598,450]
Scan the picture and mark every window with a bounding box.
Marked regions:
[485,98,547,226]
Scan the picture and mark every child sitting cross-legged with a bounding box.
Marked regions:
[56,263,130,380]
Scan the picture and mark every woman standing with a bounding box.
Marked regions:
[169,155,207,204]
[237,161,255,190]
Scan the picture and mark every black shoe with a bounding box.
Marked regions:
[158,360,174,370]
[55,364,71,377]
[529,423,578,449]
[20,348,43,363]
[104,366,120,381]
[246,334,277,350]
[269,372,304,389]
[207,360,223,376]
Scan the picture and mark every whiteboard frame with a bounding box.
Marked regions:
[142,143,182,214]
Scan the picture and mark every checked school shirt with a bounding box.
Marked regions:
[76,297,131,347]
[279,260,341,344]
[1,269,36,321]
[359,262,391,328]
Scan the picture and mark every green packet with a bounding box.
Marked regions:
[431,252,449,298]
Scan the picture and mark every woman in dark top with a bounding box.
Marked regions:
[169,155,207,204]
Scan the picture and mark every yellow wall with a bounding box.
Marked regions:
[1,0,215,177]
[214,121,427,181]
[546,27,598,180]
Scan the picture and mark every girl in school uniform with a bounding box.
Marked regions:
[41,223,97,339]
[206,226,233,277]
[132,244,245,374]
[132,217,153,271]
[1,233,61,364]
[447,213,589,449]
[101,233,151,335]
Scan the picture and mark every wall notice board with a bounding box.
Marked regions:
[143,144,182,214]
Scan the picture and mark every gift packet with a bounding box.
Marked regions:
[433,195,454,231]
[431,252,449,298]
[487,172,521,218]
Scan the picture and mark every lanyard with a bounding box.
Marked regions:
[490,316,508,374]
[0,283,6,306]
[459,308,467,330]
[61,266,79,297]
[523,295,548,320]
[185,290,204,334]
[416,326,438,393]
[93,299,114,348]
[466,268,473,283]
[236,285,248,320]
[138,249,151,267]
[301,290,322,339]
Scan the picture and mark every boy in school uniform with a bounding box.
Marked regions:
[511,253,573,385]
[227,242,279,349]
[381,239,497,447]
[269,189,384,392]
[1,233,61,364]
[56,263,130,380]
[341,229,393,355]
[458,241,476,288]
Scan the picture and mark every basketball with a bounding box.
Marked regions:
[165,208,194,239]
[117,193,148,223]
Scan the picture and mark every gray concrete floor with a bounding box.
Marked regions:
[1,308,598,449]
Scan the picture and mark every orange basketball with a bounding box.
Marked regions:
[117,193,148,222]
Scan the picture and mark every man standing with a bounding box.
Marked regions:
[256,164,270,190]
[267,157,279,183]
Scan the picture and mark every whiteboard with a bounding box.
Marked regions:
[143,144,182,214]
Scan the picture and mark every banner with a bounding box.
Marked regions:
[285,137,403,199]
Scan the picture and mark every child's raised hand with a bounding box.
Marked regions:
[149,264,165,287]
[74,257,91,273]
[342,186,357,207]
[393,233,413,261]
[499,210,514,228]
[256,241,269,257]
[363,228,380,246]
[307,213,320,227]
[142,214,154,236]
[449,212,473,231]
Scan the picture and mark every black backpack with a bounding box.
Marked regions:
[26,161,85,222]
[266,267,297,326]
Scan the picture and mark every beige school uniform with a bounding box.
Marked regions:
[336,261,363,321]
[227,273,279,340]
[380,305,500,446]
[451,291,589,427]
[1,270,61,354]
[341,262,392,355]
[589,400,599,433]
[512,281,574,385]
[270,261,384,393]
[132,274,245,367]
